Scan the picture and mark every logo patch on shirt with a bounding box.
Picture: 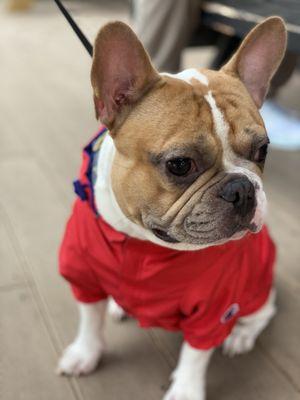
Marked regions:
[221,303,240,324]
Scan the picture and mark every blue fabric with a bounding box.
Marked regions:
[73,126,108,212]
[73,180,88,201]
[84,126,108,188]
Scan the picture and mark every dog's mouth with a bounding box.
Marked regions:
[152,222,255,245]
[152,228,180,243]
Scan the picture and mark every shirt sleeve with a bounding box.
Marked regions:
[59,201,108,303]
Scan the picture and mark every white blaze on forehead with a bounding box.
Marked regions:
[162,68,209,86]
[204,90,267,229]
[176,68,209,86]
[204,90,231,163]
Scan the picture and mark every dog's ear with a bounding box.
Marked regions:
[91,21,160,132]
[222,17,287,108]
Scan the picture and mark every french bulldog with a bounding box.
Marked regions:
[57,17,287,400]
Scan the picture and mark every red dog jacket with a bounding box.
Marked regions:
[59,128,276,350]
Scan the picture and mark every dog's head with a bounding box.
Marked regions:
[91,17,287,249]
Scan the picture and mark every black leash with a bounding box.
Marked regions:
[53,0,93,57]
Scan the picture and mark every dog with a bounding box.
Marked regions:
[57,17,287,400]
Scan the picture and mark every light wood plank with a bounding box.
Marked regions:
[264,148,300,284]
[259,280,300,392]
[0,207,25,288]
[0,287,76,400]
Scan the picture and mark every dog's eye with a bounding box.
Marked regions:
[253,143,268,163]
[166,158,194,176]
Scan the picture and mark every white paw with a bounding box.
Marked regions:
[163,382,204,400]
[56,339,103,376]
[108,298,127,321]
[223,325,255,357]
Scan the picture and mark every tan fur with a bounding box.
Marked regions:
[222,17,287,107]
[91,21,160,130]
[111,75,219,225]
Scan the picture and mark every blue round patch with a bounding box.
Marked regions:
[221,303,240,324]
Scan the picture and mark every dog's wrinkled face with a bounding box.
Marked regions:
[91,18,287,248]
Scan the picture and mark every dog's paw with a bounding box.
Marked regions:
[56,339,103,376]
[223,325,255,357]
[108,298,127,321]
[163,383,204,400]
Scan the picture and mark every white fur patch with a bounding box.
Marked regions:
[108,297,127,321]
[162,68,209,86]
[204,91,230,155]
[164,342,212,400]
[204,91,267,230]
[57,301,106,376]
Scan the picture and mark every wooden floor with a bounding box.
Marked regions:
[1,2,299,399]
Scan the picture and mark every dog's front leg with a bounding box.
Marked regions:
[57,300,107,376]
[164,342,213,400]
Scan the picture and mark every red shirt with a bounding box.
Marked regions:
[59,130,276,350]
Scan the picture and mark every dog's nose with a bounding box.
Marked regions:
[219,177,255,217]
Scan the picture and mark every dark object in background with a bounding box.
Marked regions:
[193,0,300,93]
[200,0,300,55]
